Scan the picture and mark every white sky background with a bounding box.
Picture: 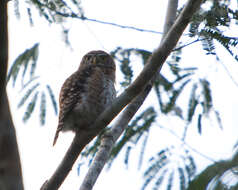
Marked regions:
[7,0,238,189]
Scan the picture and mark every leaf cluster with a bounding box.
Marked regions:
[7,43,58,125]
[142,147,196,190]
[14,0,84,24]
[188,0,238,61]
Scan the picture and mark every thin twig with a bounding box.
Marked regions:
[40,2,164,35]
[158,125,217,163]
[173,38,201,51]
[84,17,163,34]
[219,60,238,88]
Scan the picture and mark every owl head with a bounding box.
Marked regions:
[78,50,116,81]
[80,50,115,70]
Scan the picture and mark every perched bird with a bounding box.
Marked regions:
[53,50,116,146]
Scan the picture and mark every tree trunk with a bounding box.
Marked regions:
[0,1,24,189]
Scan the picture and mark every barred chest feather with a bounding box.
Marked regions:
[65,74,116,132]
[101,77,116,107]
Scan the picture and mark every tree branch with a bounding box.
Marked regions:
[41,0,203,189]
[79,1,179,189]
[187,151,238,190]
[0,1,24,189]
[162,0,178,42]
[79,84,153,190]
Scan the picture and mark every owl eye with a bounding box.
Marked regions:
[84,55,93,62]
[98,54,108,61]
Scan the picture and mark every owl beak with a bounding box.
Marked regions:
[93,56,98,64]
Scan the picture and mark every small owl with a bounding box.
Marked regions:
[53,50,116,146]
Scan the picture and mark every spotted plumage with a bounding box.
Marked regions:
[53,50,116,146]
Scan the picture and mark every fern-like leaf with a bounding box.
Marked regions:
[197,114,202,135]
[187,83,198,122]
[46,85,58,115]
[124,146,132,167]
[40,91,46,125]
[23,91,39,122]
[164,79,191,113]
[18,83,40,108]
[138,133,149,170]
[214,110,223,130]
[7,43,39,87]
[166,171,174,190]
[200,79,212,114]
[178,167,186,190]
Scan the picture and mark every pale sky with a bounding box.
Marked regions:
[7,0,238,189]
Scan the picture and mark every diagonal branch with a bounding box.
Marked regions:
[41,0,203,189]
[79,1,180,190]
[79,83,153,190]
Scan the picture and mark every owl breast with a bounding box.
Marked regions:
[64,72,116,132]
[101,77,116,107]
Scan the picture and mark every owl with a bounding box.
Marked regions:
[53,50,116,146]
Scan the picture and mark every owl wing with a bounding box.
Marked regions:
[53,66,94,145]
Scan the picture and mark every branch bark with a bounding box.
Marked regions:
[79,1,179,190]
[163,0,179,39]
[187,151,238,190]
[41,0,203,189]
[0,1,24,189]
[79,84,153,190]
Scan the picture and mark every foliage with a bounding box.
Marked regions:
[14,0,84,24]
[188,0,238,61]
[7,43,39,87]
[142,146,196,190]
[112,47,222,136]
[187,151,238,190]
[8,0,238,189]
[7,43,58,125]
[109,107,156,168]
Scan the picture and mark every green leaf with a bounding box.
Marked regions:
[23,91,39,122]
[30,43,39,78]
[164,79,191,114]
[138,134,149,170]
[120,56,133,87]
[7,43,39,87]
[18,83,40,108]
[166,171,174,190]
[152,169,168,190]
[178,168,186,190]
[197,114,202,135]
[110,107,156,163]
[46,85,58,115]
[40,91,46,125]
[200,79,212,114]
[187,83,198,122]
[185,156,196,179]
[124,146,132,167]
[173,73,194,84]
[214,110,223,130]
[20,76,40,91]
[133,49,151,65]
[200,29,238,61]
[143,149,169,178]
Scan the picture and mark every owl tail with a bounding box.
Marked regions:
[53,125,62,146]
[52,131,59,146]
